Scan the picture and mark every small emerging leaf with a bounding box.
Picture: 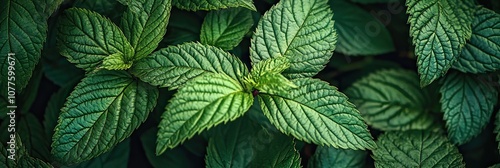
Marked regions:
[156,73,253,154]
[247,57,296,95]
[102,53,132,70]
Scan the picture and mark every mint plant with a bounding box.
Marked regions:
[1,0,500,167]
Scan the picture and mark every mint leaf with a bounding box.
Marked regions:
[308,146,367,168]
[453,7,500,73]
[200,7,253,50]
[246,57,297,95]
[102,53,133,70]
[172,0,256,11]
[258,78,375,150]
[130,42,249,89]
[440,71,498,144]
[1,0,47,95]
[121,0,171,60]
[18,113,51,161]
[44,83,74,138]
[18,156,53,168]
[38,0,64,19]
[330,0,394,56]
[156,73,253,154]
[206,118,301,168]
[52,70,158,164]
[373,131,464,167]
[406,0,475,86]
[351,0,398,4]
[65,139,130,168]
[250,0,337,78]
[345,69,436,131]
[57,8,134,71]
[0,143,16,167]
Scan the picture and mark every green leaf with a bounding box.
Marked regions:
[0,143,16,167]
[130,42,249,89]
[258,78,375,150]
[308,146,367,168]
[63,139,130,168]
[172,0,256,11]
[57,8,134,71]
[200,7,253,50]
[373,131,464,167]
[246,56,297,94]
[406,0,475,86]
[102,53,133,70]
[141,128,200,168]
[345,69,436,131]
[18,113,51,161]
[161,8,202,45]
[18,156,53,168]
[52,70,158,164]
[330,0,394,55]
[206,118,301,168]
[453,7,500,73]
[156,73,253,154]
[121,0,171,60]
[38,0,64,19]
[250,0,337,78]
[1,0,47,96]
[44,83,76,140]
[440,71,498,144]
[350,0,399,4]
[73,0,126,22]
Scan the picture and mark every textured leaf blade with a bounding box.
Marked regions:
[18,156,53,168]
[57,8,134,71]
[156,73,253,154]
[172,0,256,11]
[130,42,249,89]
[330,0,394,55]
[121,0,171,60]
[1,0,47,96]
[373,131,464,167]
[200,7,253,50]
[102,53,132,70]
[250,0,337,78]
[406,0,475,86]
[440,71,498,144]
[52,70,158,164]
[308,146,367,168]
[247,131,301,168]
[18,113,51,161]
[258,78,375,150]
[345,69,436,131]
[247,56,296,95]
[453,7,500,73]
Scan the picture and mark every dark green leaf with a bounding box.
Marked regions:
[308,146,367,168]
[18,113,51,161]
[63,139,130,168]
[200,7,253,50]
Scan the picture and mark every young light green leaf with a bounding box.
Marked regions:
[18,113,51,162]
[57,8,134,71]
[52,70,158,164]
[200,7,253,50]
[156,73,253,154]
[406,0,475,86]
[172,0,256,11]
[373,131,465,167]
[250,0,337,78]
[345,69,436,131]
[330,0,394,55]
[121,0,171,60]
[63,139,130,168]
[258,78,375,150]
[1,0,47,96]
[308,146,367,168]
[102,53,133,70]
[453,7,500,73]
[440,71,498,144]
[130,42,249,89]
[246,57,296,95]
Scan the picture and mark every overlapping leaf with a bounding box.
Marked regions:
[1,0,47,97]
[308,146,367,168]
[172,0,256,11]
[453,7,500,73]
[406,0,475,86]
[121,0,171,60]
[57,8,134,71]
[66,139,130,168]
[373,131,464,167]
[200,7,253,50]
[258,78,375,150]
[52,70,158,164]
[440,71,498,144]
[130,42,249,89]
[156,73,253,154]
[18,113,51,161]
[246,57,296,95]
[250,0,337,78]
[345,69,436,131]
[330,0,394,55]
